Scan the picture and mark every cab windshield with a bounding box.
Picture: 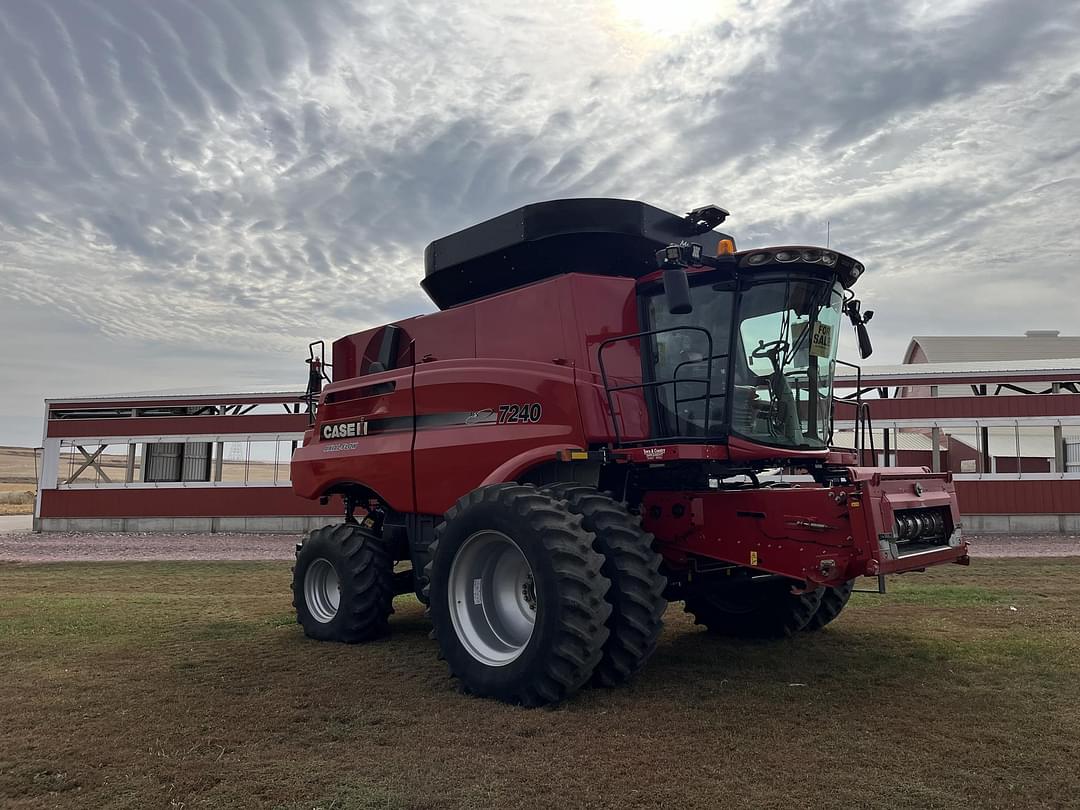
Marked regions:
[645,274,843,449]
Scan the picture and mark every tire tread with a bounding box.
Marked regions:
[543,484,668,688]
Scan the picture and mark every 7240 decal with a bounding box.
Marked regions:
[497,403,542,424]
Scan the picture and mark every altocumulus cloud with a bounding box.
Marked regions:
[0,0,1078,444]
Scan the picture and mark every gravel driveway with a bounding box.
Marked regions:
[0,532,300,562]
[0,530,1077,563]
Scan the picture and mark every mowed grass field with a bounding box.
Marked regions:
[2,559,1079,810]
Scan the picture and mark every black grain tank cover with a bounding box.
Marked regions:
[421,198,733,310]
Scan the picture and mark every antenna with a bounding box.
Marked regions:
[826,220,830,248]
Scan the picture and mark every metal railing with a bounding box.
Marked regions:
[597,326,725,446]
[831,359,875,464]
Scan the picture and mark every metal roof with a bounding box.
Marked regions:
[833,428,1080,456]
[904,334,1080,364]
[835,357,1080,386]
[45,386,305,405]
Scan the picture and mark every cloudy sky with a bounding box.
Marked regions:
[1,0,1078,445]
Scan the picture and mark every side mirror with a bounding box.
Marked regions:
[662,267,693,315]
[844,298,873,358]
[856,322,873,359]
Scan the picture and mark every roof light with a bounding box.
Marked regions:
[690,243,703,262]
[851,261,864,278]
[820,251,837,266]
[801,249,821,263]
[774,250,800,263]
[747,252,770,265]
[717,239,735,256]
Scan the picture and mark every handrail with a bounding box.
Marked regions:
[597,326,716,446]
[832,359,876,464]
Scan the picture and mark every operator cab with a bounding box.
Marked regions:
[611,239,873,458]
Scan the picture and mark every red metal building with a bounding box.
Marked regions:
[34,388,336,532]
[834,352,1080,533]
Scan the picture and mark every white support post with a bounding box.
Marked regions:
[1014,422,1022,478]
[1052,383,1065,474]
[36,438,60,524]
[930,386,941,473]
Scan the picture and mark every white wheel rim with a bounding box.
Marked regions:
[448,530,536,666]
[304,558,340,623]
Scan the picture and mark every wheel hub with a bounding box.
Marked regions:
[304,558,341,623]
[521,574,537,612]
[448,530,537,666]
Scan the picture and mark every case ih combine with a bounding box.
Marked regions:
[290,198,968,706]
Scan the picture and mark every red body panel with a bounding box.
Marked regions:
[291,365,416,510]
[641,466,966,587]
[412,360,587,515]
[297,274,643,513]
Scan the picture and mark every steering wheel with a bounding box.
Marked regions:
[751,339,788,361]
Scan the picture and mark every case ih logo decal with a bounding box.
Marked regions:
[322,421,368,440]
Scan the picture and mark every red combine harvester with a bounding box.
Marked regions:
[291,198,968,706]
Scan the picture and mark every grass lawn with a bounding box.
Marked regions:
[1,559,1078,809]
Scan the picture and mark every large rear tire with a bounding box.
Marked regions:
[427,484,611,706]
[803,580,855,632]
[543,484,667,687]
[292,523,395,642]
[684,576,822,639]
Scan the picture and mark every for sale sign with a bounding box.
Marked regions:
[810,322,833,358]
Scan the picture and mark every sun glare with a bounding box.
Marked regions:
[609,0,727,37]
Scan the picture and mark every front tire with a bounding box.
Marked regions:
[803,580,855,632]
[684,576,822,639]
[543,484,667,687]
[292,523,395,642]
[427,484,611,706]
